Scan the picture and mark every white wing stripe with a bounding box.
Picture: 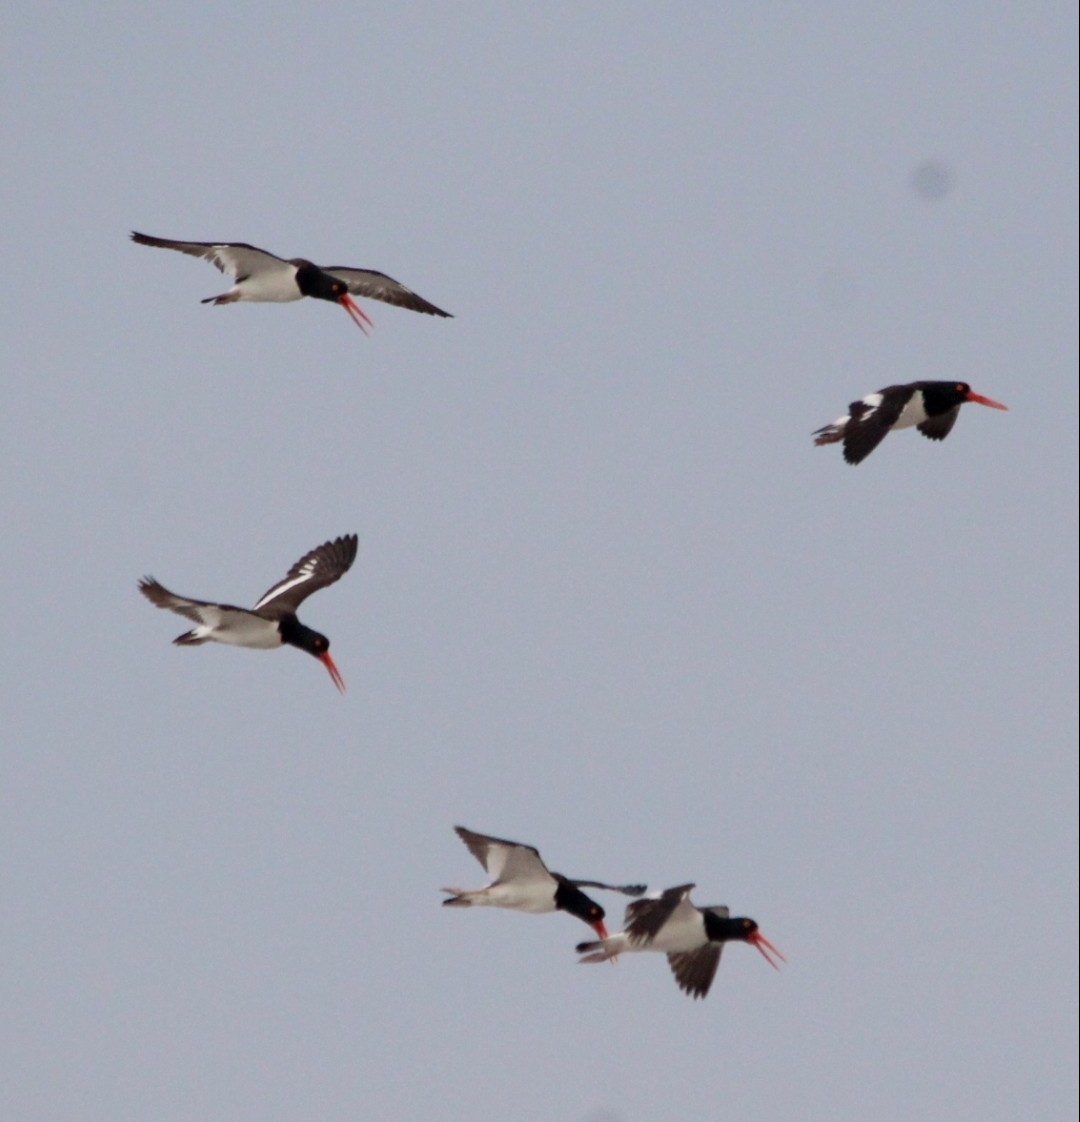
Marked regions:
[252,567,317,610]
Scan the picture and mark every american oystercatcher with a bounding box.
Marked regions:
[130,232,452,332]
[576,883,784,999]
[138,534,358,693]
[813,380,1008,464]
[442,826,646,939]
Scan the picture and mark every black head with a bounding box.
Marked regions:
[553,878,607,938]
[289,260,338,302]
[917,381,972,416]
[920,381,1008,416]
[292,260,373,331]
[703,912,785,969]
[278,616,345,693]
[703,912,758,942]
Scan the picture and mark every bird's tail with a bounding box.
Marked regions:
[812,416,848,446]
[576,934,625,964]
[441,888,476,907]
[201,292,240,305]
[574,942,610,969]
[173,630,210,646]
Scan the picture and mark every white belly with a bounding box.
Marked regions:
[484,883,556,912]
[890,393,930,431]
[193,607,283,648]
[236,265,303,302]
[644,911,708,954]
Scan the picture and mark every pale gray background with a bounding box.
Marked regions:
[3,4,1077,1121]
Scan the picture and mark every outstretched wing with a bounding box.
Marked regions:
[138,577,257,645]
[322,267,453,317]
[252,534,359,617]
[623,884,697,945]
[138,577,219,624]
[917,407,960,442]
[667,944,723,999]
[569,877,647,897]
[452,826,549,884]
[841,389,907,464]
[131,232,287,280]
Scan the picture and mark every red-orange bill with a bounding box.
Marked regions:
[750,931,785,971]
[339,294,373,334]
[320,651,346,694]
[966,391,1008,410]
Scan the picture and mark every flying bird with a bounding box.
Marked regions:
[442,826,646,939]
[139,534,358,693]
[576,883,784,999]
[813,380,1008,464]
[130,231,452,332]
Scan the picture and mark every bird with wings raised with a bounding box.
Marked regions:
[139,534,358,693]
[442,826,646,939]
[576,883,784,998]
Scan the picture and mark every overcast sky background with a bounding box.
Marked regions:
[3,4,1077,1121]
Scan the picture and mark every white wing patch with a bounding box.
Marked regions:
[483,841,511,881]
[494,844,551,889]
[857,392,883,421]
[252,557,320,610]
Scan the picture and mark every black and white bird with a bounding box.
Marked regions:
[813,380,1008,464]
[442,826,646,939]
[130,231,452,332]
[139,534,358,693]
[576,883,784,999]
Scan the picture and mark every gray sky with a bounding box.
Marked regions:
[3,4,1077,1120]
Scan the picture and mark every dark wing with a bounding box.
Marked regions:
[322,267,453,317]
[917,407,960,442]
[452,826,549,883]
[569,878,647,897]
[252,534,359,616]
[623,884,697,945]
[130,232,287,280]
[138,578,253,644]
[139,577,220,622]
[667,945,723,999]
[842,389,908,464]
